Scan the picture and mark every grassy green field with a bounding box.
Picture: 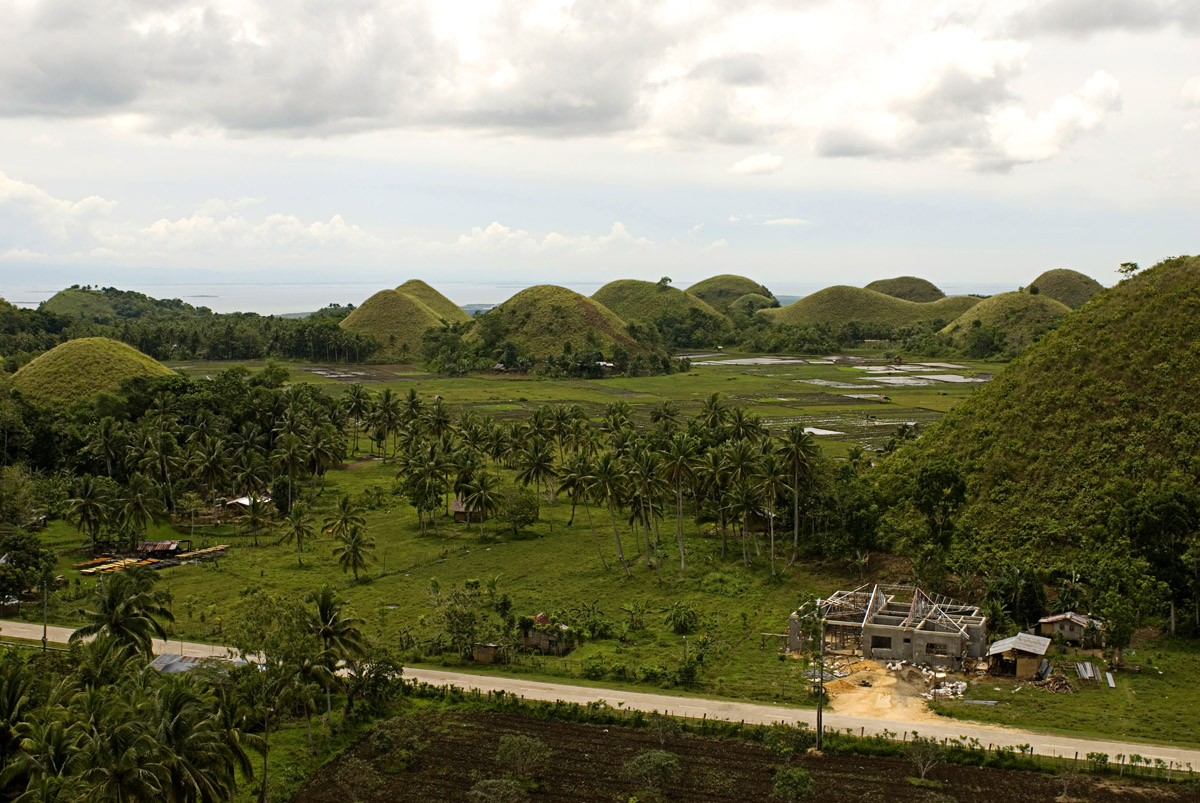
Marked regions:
[930,641,1200,749]
[169,353,1004,456]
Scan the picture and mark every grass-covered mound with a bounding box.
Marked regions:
[760,286,979,327]
[686,275,776,314]
[1029,269,1104,309]
[40,287,206,323]
[864,276,946,303]
[339,290,444,360]
[876,255,1200,562]
[940,292,1071,351]
[395,279,471,324]
[591,280,730,347]
[728,293,776,317]
[12,337,174,402]
[471,284,642,357]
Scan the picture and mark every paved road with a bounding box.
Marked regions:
[6,619,1198,768]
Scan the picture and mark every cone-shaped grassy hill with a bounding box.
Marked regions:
[864,276,945,303]
[591,280,730,347]
[940,291,1070,351]
[686,275,775,314]
[340,290,444,360]
[395,279,471,324]
[874,255,1200,560]
[1029,269,1104,309]
[12,337,173,402]
[760,286,979,327]
[471,285,642,357]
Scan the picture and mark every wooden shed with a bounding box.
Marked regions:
[450,496,487,524]
[988,633,1051,679]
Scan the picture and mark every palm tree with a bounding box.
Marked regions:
[592,453,631,578]
[118,473,163,551]
[756,453,790,577]
[190,436,230,514]
[86,416,123,479]
[239,498,274,547]
[278,505,315,567]
[306,585,365,733]
[270,433,308,513]
[70,574,175,656]
[516,438,556,531]
[332,527,375,582]
[151,674,237,802]
[323,495,365,544]
[660,435,697,572]
[778,425,819,566]
[343,384,369,455]
[558,455,608,570]
[462,472,504,538]
[727,477,759,567]
[68,476,110,555]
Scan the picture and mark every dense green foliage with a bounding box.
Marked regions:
[864,276,946,303]
[686,275,777,314]
[939,292,1071,356]
[339,290,446,361]
[591,279,732,348]
[1,289,377,371]
[761,286,979,328]
[12,337,175,402]
[1029,268,1105,309]
[873,256,1200,639]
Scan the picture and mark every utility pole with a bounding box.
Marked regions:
[815,616,825,751]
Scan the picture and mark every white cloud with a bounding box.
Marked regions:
[0,170,117,242]
[762,217,810,226]
[729,153,784,175]
[1181,76,1200,109]
[0,2,1142,170]
[985,71,1121,167]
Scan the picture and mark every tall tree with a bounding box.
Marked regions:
[332,527,375,582]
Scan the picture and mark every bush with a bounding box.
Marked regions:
[771,767,814,801]
[621,749,680,795]
[496,734,552,780]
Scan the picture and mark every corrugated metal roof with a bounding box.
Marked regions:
[988,632,1051,656]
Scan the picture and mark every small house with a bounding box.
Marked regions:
[472,643,504,664]
[1035,612,1103,647]
[988,633,1051,679]
[521,614,576,656]
[450,496,487,524]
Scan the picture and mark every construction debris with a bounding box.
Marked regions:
[1031,674,1076,694]
[926,680,967,700]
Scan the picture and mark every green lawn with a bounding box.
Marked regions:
[931,642,1200,749]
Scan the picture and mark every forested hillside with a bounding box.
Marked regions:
[873,256,1200,642]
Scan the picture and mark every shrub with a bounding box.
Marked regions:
[771,767,814,801]
[469,778,528,803]
[496,734,552,780]
[621,749,681,795]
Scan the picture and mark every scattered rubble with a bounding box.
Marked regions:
[1031,674,1076,694]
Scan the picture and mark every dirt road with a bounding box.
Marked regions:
[6,618,1198,768]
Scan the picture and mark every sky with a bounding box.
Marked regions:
[1,0,1198,311]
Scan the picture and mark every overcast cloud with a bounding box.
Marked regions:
[0,0,1197,303]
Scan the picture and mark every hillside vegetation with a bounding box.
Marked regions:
[1030,268,1104,309]
[864,276,946,302]
[396,279,471,324]
[12,336,174,402]
[592,279,730,348]
[469,284,643,358]
[686,275,776,314]
[761,285,979,327]
[941,291,1071,352]
[340,290,444,360]
[875,255,1200,575]
[41,286,207,323]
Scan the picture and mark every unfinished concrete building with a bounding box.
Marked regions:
[789,584,987,670]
